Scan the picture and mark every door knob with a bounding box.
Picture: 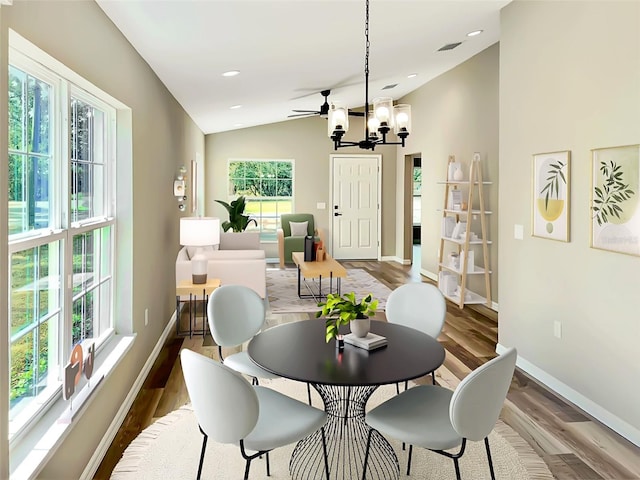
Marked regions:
[334,212,343,216]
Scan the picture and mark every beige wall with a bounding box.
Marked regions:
[398,44,500,302]
[499,0,640,442]
[0,1,204,477]
[205,115,398,258]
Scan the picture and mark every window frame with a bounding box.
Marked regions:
[226,158,295,242]
[7,46,117,444]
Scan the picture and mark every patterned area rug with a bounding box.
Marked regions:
[111,378,555,480]
[266,267,392,314]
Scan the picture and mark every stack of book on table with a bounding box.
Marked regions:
[344,332,388,351]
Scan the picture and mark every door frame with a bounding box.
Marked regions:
[329,153,382,260]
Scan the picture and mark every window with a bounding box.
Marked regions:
[227,159,293,241]
[7,55,115,437]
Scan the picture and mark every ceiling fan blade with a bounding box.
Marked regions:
[291,109,320,114]
[348,111,365,117]
[287,112,317,118]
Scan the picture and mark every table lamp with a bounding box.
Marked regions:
[180,217,220,284]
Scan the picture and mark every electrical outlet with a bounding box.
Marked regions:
[145,308,149,327]
[553,321,562,339]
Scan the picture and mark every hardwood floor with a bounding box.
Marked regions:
[93,258,640,479]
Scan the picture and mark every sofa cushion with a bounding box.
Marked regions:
[289,221,308,237]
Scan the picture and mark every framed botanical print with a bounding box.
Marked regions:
[532,150,571,241]
[591,144,640,256]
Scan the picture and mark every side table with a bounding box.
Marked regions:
[175,278,220,337]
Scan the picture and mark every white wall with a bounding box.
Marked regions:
[398,44,500,301]
[499,0,640,443]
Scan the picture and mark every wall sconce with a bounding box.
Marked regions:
[174,165,187,211]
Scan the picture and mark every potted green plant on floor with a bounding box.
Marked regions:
[215,195,258,232]
[316,292,378,342]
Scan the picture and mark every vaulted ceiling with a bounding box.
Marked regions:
[97,0,510,134]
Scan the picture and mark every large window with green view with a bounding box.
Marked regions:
[227,159,294,242]
[7,55,115,436]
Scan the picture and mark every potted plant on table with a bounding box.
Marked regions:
[215,195,258,232]
[316,292,378,343]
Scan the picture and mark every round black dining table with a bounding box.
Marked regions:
[248,319,445,480]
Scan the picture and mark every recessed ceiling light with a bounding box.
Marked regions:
[407,73,418,79]
[222,70,240,77]
[467,30,483,37]
[230,104,242,110]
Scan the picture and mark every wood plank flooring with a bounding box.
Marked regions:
[93,259,640,479]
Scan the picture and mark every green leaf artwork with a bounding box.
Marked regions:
[592,160,636,226]
[539,160,567,210]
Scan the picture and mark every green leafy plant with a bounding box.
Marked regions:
[539,160,567,210]
[316,292,378,342]
[215,195,258,232]
[592,160,635,226]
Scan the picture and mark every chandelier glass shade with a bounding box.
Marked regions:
[328,0,412,150]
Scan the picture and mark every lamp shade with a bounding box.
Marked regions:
[180,217,220,247]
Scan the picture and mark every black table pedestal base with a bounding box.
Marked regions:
[290,384,399,480]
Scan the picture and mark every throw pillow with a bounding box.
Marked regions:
[289,221,308,236]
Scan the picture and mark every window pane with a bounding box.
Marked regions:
[7,65,53,235]
[10,243,60,336]
[72,290,95,344]
[10,241,60,419]
[72,231,96,295]
[70,97,106,222]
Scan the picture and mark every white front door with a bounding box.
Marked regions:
[330,154,380,260]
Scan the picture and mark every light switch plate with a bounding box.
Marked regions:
[317,202,326,209]
[514,224,524,240]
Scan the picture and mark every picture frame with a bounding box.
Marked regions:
[532,150,570,241]
[591,144,640,256]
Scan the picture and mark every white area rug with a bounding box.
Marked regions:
[111,378,554,480]
[266,268,392,314]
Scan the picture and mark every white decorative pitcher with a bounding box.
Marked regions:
[350,318,370,338]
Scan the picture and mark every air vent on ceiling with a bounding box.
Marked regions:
[381,83,398,90]
[438,42,462,51]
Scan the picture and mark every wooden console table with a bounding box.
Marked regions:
[175,278,220,337]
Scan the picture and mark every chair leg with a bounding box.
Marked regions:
[266,451,270,477]
[396,382,400,395]
[321,427,330,480]
[431,370,436,385]
[197,429,208,480]
[362,429,373,480]
[407,444,413,476]
[307,383,312,406]
[252,376,259,386]
[484,437,496,480]
[244,458,252,480]
[453,458,461,480]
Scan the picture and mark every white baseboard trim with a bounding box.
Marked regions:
[81,312,178,479]
[380,255,410,265]
[421,269,438,282]
[496,343,640,448]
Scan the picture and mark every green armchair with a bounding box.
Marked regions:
[277,213,324,267]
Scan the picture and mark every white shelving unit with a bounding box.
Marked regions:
[438,154,492,309]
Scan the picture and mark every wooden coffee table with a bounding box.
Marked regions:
[291,252,347,301]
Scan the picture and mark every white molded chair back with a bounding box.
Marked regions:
[450,347,517,441]
[385,283,446,339]
[208,284,266,347]
[180,348,258,443]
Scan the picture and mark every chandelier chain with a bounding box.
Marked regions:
[365,0,370,77]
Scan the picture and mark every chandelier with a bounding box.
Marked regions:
[328,0,412,151]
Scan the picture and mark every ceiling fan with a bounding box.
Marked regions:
[288,89,364,119]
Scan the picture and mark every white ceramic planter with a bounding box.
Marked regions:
[350,318,370,338]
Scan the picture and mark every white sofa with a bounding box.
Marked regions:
[176,232,266,298]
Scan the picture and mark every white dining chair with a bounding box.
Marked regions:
[207,284,278,385]
[363,347,517,480]
[385,282,446,387]
[180,349,330,479]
